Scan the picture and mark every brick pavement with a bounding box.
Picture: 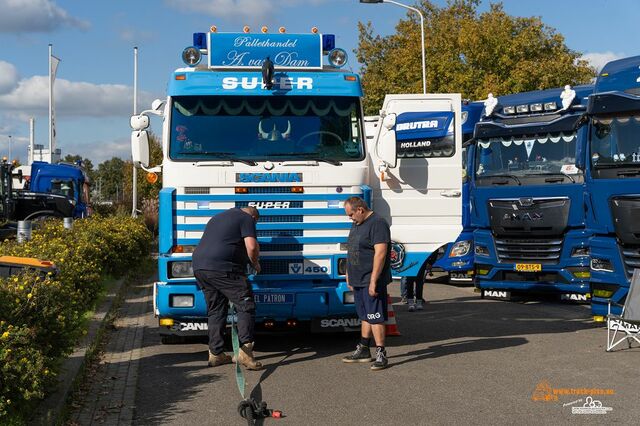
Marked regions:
[69,280,152,425]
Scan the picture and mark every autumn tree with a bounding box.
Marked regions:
[94,157,126,202]
[356,0,595,114]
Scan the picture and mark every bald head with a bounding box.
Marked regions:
[241,206,260,221]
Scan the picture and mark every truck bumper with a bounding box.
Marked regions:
[474,229,590,299]
[154,279,357,336]
[589,236,628,316]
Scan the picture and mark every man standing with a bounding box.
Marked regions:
[192,206,263,370]
[341,196,392,370]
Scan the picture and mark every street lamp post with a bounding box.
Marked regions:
[8,135,11,161]
[359,0,427,94]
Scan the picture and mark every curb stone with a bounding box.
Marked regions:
[30,278,127,426]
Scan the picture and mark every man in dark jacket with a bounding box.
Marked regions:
[341,196,392,371]
[192,206,263,370]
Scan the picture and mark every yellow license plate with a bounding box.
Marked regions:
[515,263,542,272]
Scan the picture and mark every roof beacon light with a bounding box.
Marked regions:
[311,26,319,34]
[243,25,250,33]
[210,25,218,33]
[328,48,348,68]
[322,34,336,53]
[261,26,268,33]
[182,46,202,66]
[193,32,207,50]
[279,26,286,33]
[484,93,498,116]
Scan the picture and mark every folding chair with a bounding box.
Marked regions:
[606,268,640,351]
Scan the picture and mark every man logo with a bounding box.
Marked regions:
[519,197,534,207]
[484,290,510,299]
[503,212,543,222]
[561,293,589,302]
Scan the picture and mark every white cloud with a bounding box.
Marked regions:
[119,28,155,43]
[0,61,19,95]
[0,0,89,33]
[0,75,158,118]
[580,51,625,73]
[164,0,330,24]
[61,135,131,164]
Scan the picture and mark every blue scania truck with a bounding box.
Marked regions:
[130,27,465,340]
[471,85,593,300]
[586,56,640,318]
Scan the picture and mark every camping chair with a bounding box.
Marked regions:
[607,268,640,351]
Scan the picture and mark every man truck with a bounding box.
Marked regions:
[471,85,593,301]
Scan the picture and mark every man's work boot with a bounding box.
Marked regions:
[341,343,373,363]
[208,351,232,367]
[233,342,263,370]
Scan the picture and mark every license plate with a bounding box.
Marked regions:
[254,293,294,304]
[515,263,542,272]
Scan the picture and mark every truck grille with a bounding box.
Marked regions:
[260,258,300,275]
[495,237,563,264]
[621,245,640,280]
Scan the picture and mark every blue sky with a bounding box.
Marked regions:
[0,0,638,164]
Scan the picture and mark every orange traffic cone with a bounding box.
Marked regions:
[385,294,401,336]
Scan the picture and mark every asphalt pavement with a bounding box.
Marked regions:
[123,281,639,425]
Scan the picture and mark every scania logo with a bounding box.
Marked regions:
[236,172,302,183]
[503,212,543,221]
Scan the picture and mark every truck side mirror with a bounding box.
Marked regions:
[378,113,397,168]
[131,130,150,168]
[151,99,166,112]
[130,114,150,131]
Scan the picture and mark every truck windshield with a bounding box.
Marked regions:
[590,115,640,169]
[169,95,364,162]
[475,131,580,184]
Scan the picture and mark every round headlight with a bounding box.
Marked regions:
[328,48,348,68]
[182,46,202,67]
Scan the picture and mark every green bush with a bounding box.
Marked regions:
[0,216,152,422]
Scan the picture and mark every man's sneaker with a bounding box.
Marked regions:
[232,342,263,370]
[342,343,373,363]
[416,299,424,310]
[208,351,232,367]
[370,347,388,371]
[400,296,408,304]
[408,299,416,312]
